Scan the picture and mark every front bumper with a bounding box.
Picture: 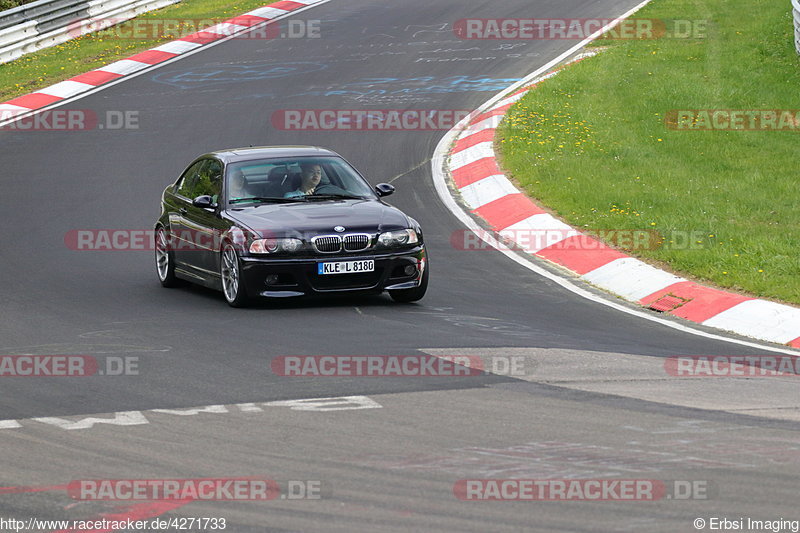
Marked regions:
[239,246,427,298]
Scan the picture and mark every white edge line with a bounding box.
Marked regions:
[0,0,332,128]
[431,0,799,356]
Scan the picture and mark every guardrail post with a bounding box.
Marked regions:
[794,0,800,54]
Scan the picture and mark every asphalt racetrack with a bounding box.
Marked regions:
[1,0,799,531]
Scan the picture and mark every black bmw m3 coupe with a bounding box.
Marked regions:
[154,146,428,306]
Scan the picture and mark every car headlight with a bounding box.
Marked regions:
[377,229,419,248]
[250,238,303,254]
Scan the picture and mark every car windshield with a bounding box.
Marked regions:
[225,156,378,205]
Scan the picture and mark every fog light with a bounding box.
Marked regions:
[265,274,279,285]
[404,265,417,276]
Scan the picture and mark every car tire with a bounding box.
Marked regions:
[389,261,429,303]
[155,226,182,288]
[220,242,249,307]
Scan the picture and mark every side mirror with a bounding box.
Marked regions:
[192,195,216,209]
[375,183,395,197]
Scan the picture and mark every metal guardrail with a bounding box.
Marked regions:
[0,0,180,64]
[794,0,800,54]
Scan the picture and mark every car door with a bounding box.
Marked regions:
[186,158,226,275]
[170,159,206,272]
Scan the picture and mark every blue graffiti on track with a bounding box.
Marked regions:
[294,76,521,98]
[151,61,329,89]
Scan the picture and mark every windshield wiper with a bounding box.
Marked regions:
[305,194,365,200]
[229,196,301,205]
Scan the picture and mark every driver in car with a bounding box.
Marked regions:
[229,170,256,200]
[285,163,323,197]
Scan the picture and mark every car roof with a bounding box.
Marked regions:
[207,146,340,164]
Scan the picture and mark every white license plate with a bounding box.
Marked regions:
[317,260,375,275]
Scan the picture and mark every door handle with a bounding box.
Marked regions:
[179,208,188,215]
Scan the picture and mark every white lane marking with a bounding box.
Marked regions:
[449,141,494,170]
[0,396,381,431]
[36,80,97,99]
[96,59,151,76]
[459,175,518,208]
[203,22,249,35]
[265,396,382,411]
[0,104,28,115]
[430,0,799,356]
[0,0,332,128]
[703,300,800,344]
[151,40,204,55]
[460,116,500,136]
[32,411,149,430]
[247,6,291,18]
[500,214,579,253]
[151,405,228,415]
[582,257,685,301]
[236,403,264,412]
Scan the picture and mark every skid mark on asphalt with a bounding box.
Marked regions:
[409,313,541,337]
[356,438,756,479]
[386,157,430,185]
[0,344,171,355]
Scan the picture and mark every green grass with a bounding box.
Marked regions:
[497,0,800,305]
[0,0,274,102]
[1,0,34,10]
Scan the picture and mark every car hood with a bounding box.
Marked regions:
[228,199,412,237]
